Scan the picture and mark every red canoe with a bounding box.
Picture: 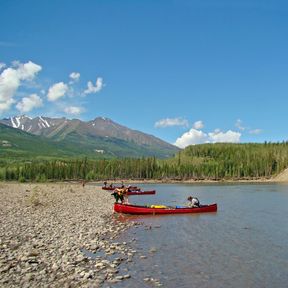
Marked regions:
[127,190,156,195]
[102,186,140,191]
[114,203,217,215]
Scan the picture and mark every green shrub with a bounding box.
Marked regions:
[18,176,26,183]
[35,174,47,182]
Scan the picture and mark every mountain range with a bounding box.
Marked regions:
[0,116,179,159]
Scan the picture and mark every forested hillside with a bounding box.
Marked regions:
[1,143,288,182]
[167,143,288,179]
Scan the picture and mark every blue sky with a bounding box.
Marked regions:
[1,0,288,147]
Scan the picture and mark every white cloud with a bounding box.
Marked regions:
[0,61,42,102]
[249,129,262,135]
[155,117,189,128]
[69,72,80,82]
[84,77,103,94]
[0,60,42,114]
[16,94,43,113]
[193,120,204,130]
[174,129,208,148]
[174,128,241,148]
[47,82,68,101]
[235,119,245,130]
[64,106,84,115]
[15,61,42,80]
[208,130,241,143]
[0,99,15,114]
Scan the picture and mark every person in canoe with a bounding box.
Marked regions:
[187,196,200,208]
[103,181,107,188]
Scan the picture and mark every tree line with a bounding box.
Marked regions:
[1,142,288,182]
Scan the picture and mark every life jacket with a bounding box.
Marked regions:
[151,205,167,209]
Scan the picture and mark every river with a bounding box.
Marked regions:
[106,183,288,288]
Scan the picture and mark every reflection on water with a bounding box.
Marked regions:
[107,183,288,288]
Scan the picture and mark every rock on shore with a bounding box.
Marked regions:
[272,168,288,182]
[0,182,135,287]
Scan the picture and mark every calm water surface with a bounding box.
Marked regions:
[104,183,288,288]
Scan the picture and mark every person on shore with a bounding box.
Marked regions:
[111,188,124,203]
[111,187,130,204]
[123,188,129,204]
[187,196,200,208]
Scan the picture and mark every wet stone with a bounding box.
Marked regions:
[123,274,131,279]
[115,275,124,280]
[144,277,151,281]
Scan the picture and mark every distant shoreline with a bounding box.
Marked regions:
[83,178,286,186]
[1,177,285,185]
[2,167,288,186]
[94,169,288,184]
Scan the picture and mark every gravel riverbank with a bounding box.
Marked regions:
[0,182,138,287]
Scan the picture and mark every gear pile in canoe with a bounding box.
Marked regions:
[114,203,217,215]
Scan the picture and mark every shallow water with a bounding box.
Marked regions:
[105,183,288,288]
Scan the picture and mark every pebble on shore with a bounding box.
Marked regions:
[0,182,135,287]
